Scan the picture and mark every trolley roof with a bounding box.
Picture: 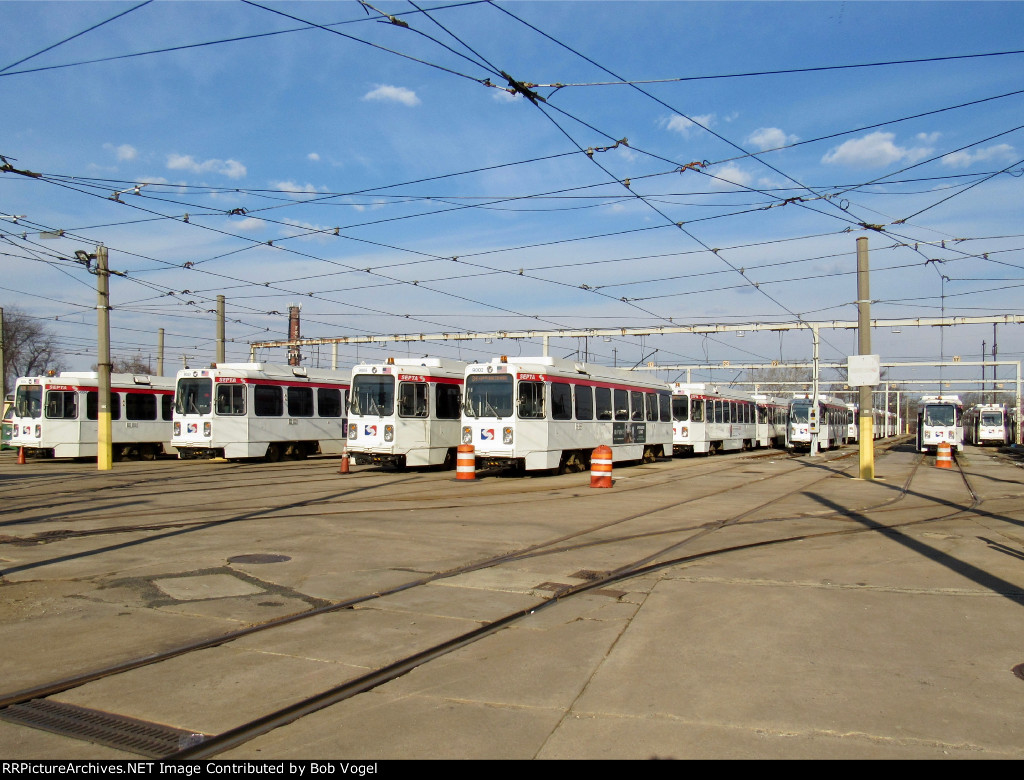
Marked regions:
[176,363,350,383]
[16,372,175,390]
[468,355,671,391]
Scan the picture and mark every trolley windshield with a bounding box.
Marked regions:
[791,402,812,423]
[464,373,513,418]
[672,396,689,422]
[923,404,956,426]
[175,378,212,415]
[14,385,42,418]
[351,375,394,416]
[980,411,1003,426]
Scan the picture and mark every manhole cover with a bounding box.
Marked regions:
[227,554,291,564]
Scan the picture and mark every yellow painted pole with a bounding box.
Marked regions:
[97,245,113,471]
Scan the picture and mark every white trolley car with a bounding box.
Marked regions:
[787,395,849,451]
[461,355,672,472]
[964,403,1016,447]
[671,384,785,455]
[172,363,349,460]
[10,372,175,459]
[916,395,964,453]
[347,357,465,468]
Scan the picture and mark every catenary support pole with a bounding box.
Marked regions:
[857,237,875,480]
[97,245,113,471]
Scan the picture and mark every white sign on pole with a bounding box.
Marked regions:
[848,354,881,387]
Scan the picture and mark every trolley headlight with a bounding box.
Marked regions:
[203,422,211,437]
[384,425,394,442]
[173,422,181,436]
[462,426,472,444]
[348,424,357,440]
[681,426,688,437]
[34,425,40,438]
[503,426,513,445]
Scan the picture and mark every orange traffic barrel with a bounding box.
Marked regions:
[17,447,26,465]
[338,445,350,474]
[456,444,476,481]
[590,445,613,488]
[935,441,953,469]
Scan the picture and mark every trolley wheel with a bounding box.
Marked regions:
[264,443,283,462]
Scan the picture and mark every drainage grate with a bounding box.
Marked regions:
[0,699,208,758]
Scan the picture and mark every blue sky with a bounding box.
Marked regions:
[2,0,1023,397]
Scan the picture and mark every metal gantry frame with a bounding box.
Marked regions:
[250,315,1024,356]
[247,315,1023,446]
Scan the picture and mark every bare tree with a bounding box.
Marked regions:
[745,366,813,396]
[112,354,153,374]
[2,307,65,392]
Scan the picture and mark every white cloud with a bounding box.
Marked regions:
[232,217,266,231]
[307,152,320,162]
[491,89,520,103]
[103,143,138,161]
[664,113,714,136]
[362,84,421,106]
[166,154,246,179]
[270,180,327,199]
[746,127,798,151]
[821,132,931,168]
[941,143,1017,168]
[707,163,752,190]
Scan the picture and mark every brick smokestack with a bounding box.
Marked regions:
[288,304,301,366]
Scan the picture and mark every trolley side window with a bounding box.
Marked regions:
[614,389,629,421]
[691,399,704,422]
[595,387,612,420]
[86,392,121,420]
[464,374,512,418]
[317,388,343,418]
[574,385,594,421]
[176,378,212,415]
[659,392,671,422]
[45,390,78,419]
[14,385,42,419]
[398,382,428,418]
[351,375,395,417]
[216,384,246,416]
[287,386,314,417]
[551,382,572,421]
[435,384,461,420]
[125,392,158,421]
[630,391,644,422]
[162,394,173,421]
[254,385,283,417]
[645,392,658,422]
[518,381,545,419]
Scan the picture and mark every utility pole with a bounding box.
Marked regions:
[216,295,225,364]
[857,237,875,480]
[982,340,987,402]
[157,328,164,376]
[810,325,820,457]
[992,324,998,404]
[96,245,113,471]
[0,307,5,403]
